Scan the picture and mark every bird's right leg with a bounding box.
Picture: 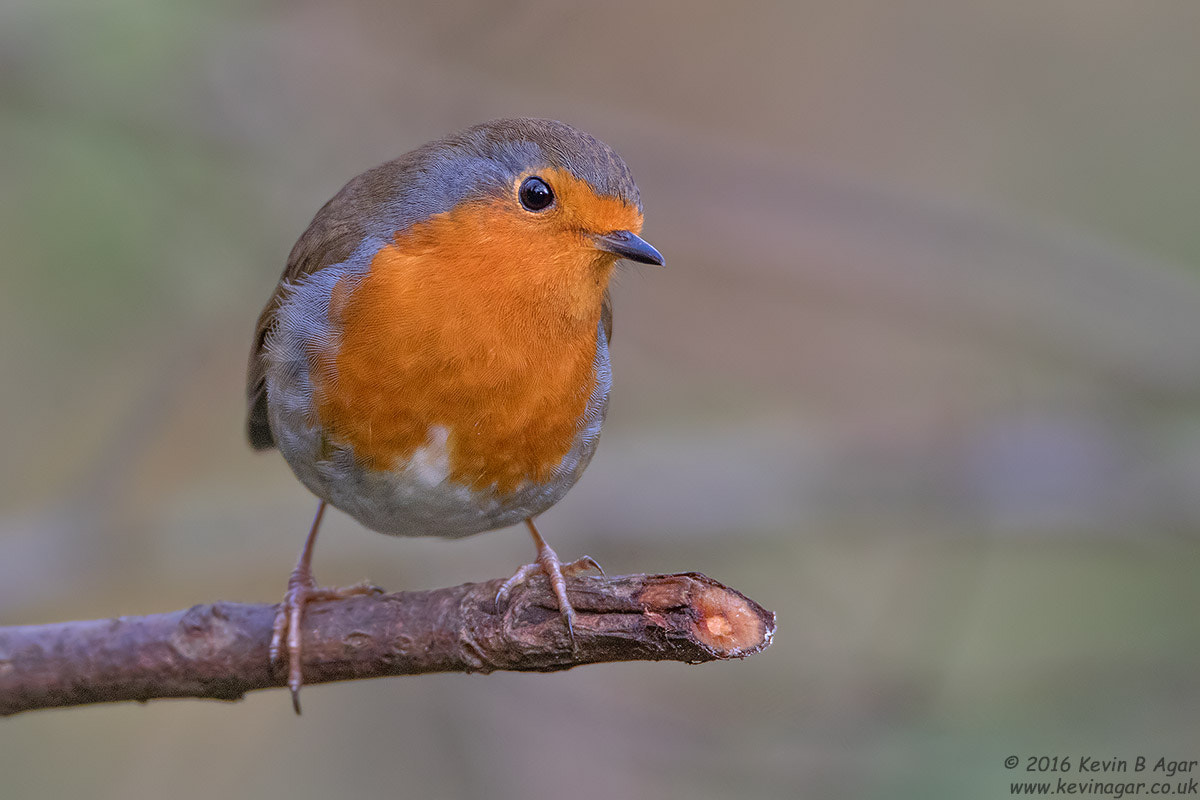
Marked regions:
[270,499,382,714]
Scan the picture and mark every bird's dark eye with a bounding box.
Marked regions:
[518,176,554,211]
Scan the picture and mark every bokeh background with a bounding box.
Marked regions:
[4,2,1200,797]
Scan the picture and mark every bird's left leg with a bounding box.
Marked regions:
[495,518,604,641]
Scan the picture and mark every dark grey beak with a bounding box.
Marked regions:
[592,230,665,266]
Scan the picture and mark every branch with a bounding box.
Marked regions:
[0,572,774,716]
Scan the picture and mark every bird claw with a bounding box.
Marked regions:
[571,555,605,578]
[270,573,383,714]
[494,524,604,648]
[494,554,604,612]
[494,563,542,612]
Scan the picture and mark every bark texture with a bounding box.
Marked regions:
[0,572,774,716]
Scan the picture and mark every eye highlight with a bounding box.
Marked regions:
[518,176,555,212]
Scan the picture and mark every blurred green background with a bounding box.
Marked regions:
[3,2,1200,798]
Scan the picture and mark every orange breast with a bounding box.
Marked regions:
[311,186,633,494]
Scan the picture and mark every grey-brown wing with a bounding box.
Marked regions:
[245,177,387,449]
[246,151,430,449]
[245,224,365,449]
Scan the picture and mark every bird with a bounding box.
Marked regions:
[246,118,664,712]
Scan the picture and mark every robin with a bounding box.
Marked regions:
[246,118,664,711]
